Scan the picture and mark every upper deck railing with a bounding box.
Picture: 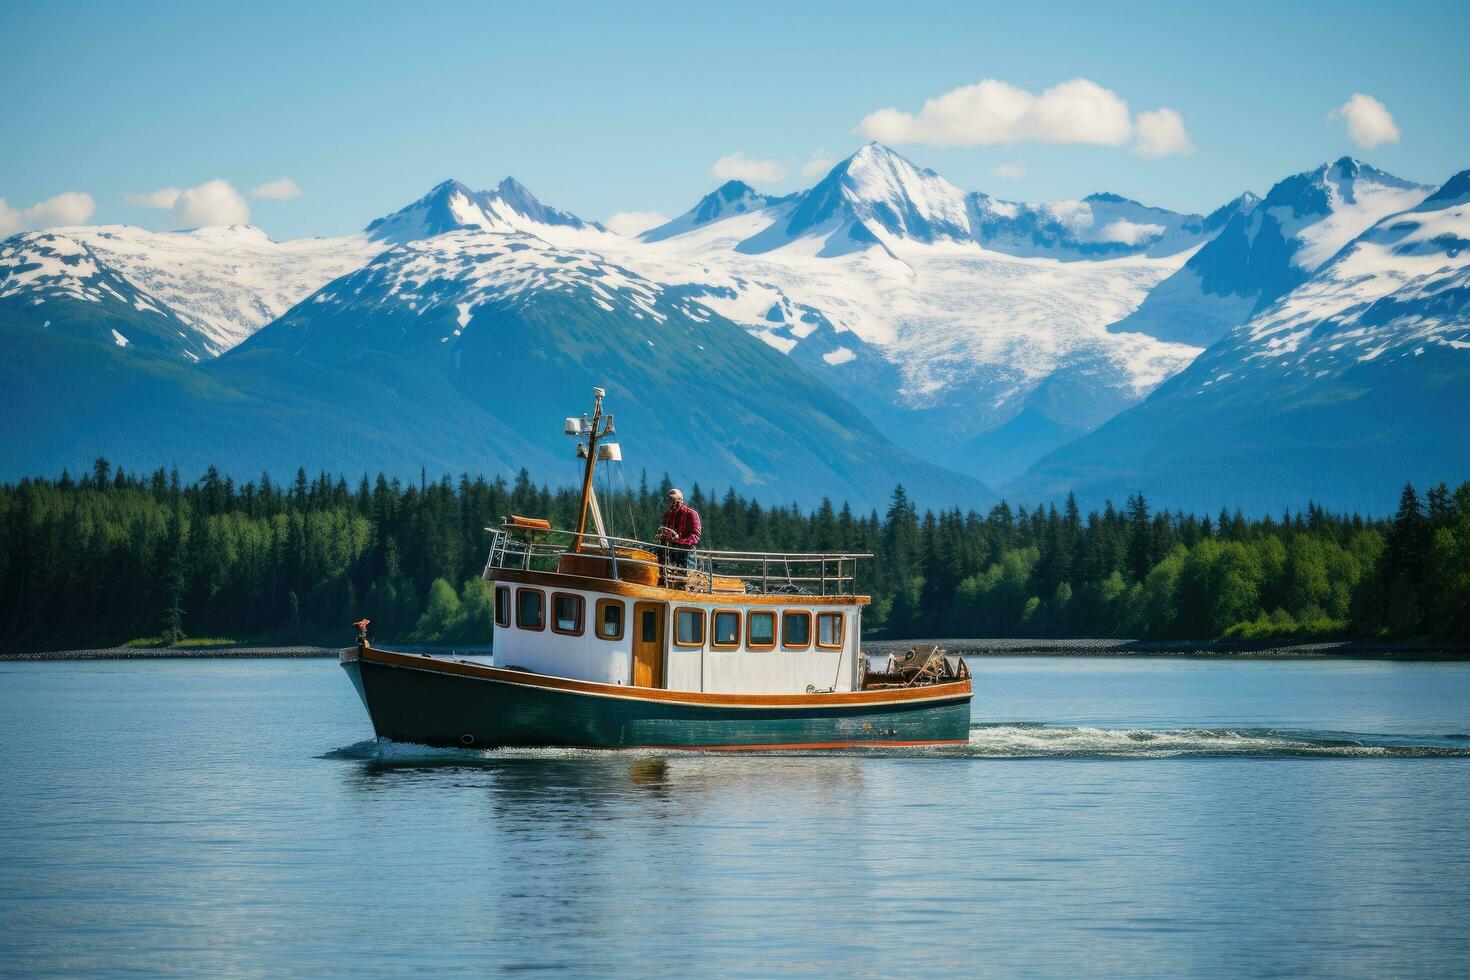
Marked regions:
[483,523,871,598]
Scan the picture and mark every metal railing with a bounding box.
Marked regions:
[482,524,871,597]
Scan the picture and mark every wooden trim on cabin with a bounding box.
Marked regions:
[746,610,776,651]
[710,609,741,649]
[490,567,871,607]
[781,610,812,651]
[515,587,546,632]
[358,644,972,709]
[672,606,706,648]
[550,592,585,636]
[594,598,625,641]
[494,585,511,628]
[816,611,844,650]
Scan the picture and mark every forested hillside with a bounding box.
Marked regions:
[1,460,1465,652]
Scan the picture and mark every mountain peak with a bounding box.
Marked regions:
[1261,157,1426,217]
[711,179,757,200]
[841,141,938,181]
[365,177,602,243]
[641,179,790,242]
[768,141,969,252]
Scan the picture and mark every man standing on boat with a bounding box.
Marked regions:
[656,488,701,575]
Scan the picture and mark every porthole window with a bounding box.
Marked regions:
[516,588,545,631]
[674,607,706,647]
[552,592,584,635]
[747,611,775,651]
[712,610,741,648]
[816,612,844,649]
[595,599,624,640]
[781,611,811,650]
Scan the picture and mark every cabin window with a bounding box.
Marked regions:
[641,609,658,643]
[817,612,844,649]
[782,611,812,650]
[494,586,511,628]
[712,610,741,649]
[595,599,624,640]
[674,607,705,647]
[552,592,584,635]
[516,588,545,631]
[747,611,776,651]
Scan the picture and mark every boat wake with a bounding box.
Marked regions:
[957,723,1470,759]
[323,724,1470,764]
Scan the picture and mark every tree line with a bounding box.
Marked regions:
[0,459,1465,651]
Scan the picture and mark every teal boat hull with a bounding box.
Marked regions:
[342,648,972,750]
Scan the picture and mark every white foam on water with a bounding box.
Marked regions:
[325,727,1470,764]
[962,724,1469,758]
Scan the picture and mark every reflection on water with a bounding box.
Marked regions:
[2,657,1469,977]
[626,756,668,785]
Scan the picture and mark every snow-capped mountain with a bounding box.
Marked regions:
[1012,169,1470,514]
[43,224,381,351]
[0,232,213,359]
[1109,158,1431,347]
[968,190,1246,260]
[640,181,793,243]
[700,143,1225,261]
[740,143,975,255]
[5,146,1464,513]
[603,143,1213,481]
[365,178,607,245]
[235,228,992,508]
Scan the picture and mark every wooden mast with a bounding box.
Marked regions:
[572,387,606,553]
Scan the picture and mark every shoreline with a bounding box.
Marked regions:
[3,639,1467,662]
[865,638,1470,660]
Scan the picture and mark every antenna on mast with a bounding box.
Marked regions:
[569,386,617,552]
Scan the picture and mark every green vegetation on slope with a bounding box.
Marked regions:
[0,460,1465,652]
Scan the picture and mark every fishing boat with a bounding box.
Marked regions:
[341,387,973,750]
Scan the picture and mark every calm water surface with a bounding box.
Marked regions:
[2,656,1469,977]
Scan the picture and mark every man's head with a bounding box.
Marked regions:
[668,488,684,507]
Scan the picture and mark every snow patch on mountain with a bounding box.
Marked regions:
[0,232,214,359]
[30,224,379,351]
[1107,158,1430,348]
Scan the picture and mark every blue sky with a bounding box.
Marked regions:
[3,0,1468,239]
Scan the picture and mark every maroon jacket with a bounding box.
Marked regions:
[660,501,702,547]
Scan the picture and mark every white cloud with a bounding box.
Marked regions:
[250,177,303,201]
[856,78,1193,159]
[711,151,787,185]
[801,151,837,179]
[856,78,1132,148]
[0,191,96,236]
[174,180,250,227]
[1329,93,1400,148]
[1133,108,1195,158]
[605,210,670,236]
[123,187,183,209]
[1045,200,1094,234]
[125,179,250,227]
[990,161,1026,179]
[1098,219,1165,245]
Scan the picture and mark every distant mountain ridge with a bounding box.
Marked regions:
[233,227,992,508]
[1012,167,1470,513]
[2,145,1465,514]
[1108,158,1432,347]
